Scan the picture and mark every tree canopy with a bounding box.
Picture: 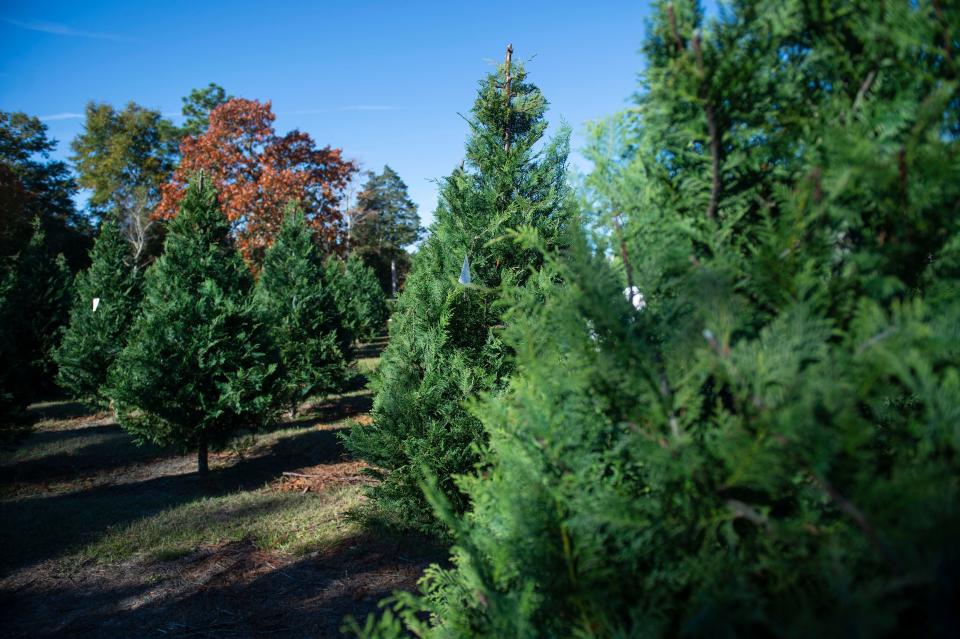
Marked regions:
[156,98,357,266]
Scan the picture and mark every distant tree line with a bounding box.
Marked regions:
[1,81,418,440]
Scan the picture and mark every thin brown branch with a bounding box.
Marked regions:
[932,0,953,61]
[815,475,901,573]
[693,30,721,220]
[503,43,514,153]
[667,3,684,54]
[853,69,877,112]
[613,214,635,292]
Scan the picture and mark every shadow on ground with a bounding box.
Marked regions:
[23,400,99,423]
[0,422,175,487]
[0,424,350,574]
[0,338,442,638]
[1,531,444,639]
[352,335,388,361]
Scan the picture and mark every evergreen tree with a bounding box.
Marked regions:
[106,176,281,473]
[349,2,960,637]
[325,253,389,342]
[0,219,73,425]
[180,82,231,138]
[255,207,351,416]
[55,221,142,407]
[350,165,423,295]
[343,46,571,534]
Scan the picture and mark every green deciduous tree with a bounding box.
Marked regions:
[349,2,960,637]
[325,253,389,342]
[106,176,281,473]
[55,221,142,407]
[70,102,179,265]
[255,207,351,416]
[0,219,73,426]
[343,46,571,534]
[349,165,423,295]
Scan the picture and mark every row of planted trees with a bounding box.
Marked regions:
[3,180,387,471]
[344,1,960,637]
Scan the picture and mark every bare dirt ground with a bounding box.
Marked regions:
[0,339,442,638]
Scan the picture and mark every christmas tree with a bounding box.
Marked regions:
[0,218,72,427]
[343,46,571,533]
[325,253,389,342]
[348,1,960,636]
[254,206,351,416]
[106,175,281,473]
[55,221,141,407]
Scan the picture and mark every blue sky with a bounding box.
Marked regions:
[0,1,655,227]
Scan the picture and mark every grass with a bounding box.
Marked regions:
[0,370,380,574]
[0,339,447,639]
[79,483,366,564]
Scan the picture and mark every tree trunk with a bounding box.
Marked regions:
[390,258,398,298]
[197,436,209,475]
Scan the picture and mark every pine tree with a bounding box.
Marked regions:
[348,1,960,636]
[350,165,423,295]
[343,46,571,534]
[106,176,281,473]
[0,218,72,427]
[255,207,351,416]
[55,221,142,407]
[325,254,389,342]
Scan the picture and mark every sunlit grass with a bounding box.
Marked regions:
[79,484,365,564]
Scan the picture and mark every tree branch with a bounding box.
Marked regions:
[503,43,514,153]
[693,30,721,220]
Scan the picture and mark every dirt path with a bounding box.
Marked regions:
[0,347,441,638]
[1,533,435,638]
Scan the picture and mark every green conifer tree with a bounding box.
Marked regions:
[255,207,351,416]
[0,218,72,426]
[343,46,571,533]
[55,221,142,407]
[349,1,960,636]
[325,253,389,342]
[106,176,281,473]
[350,165,423,296]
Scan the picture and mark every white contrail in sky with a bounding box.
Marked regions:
[1,17,136,42]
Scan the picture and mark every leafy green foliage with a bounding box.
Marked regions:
[70,101,179,219]
[343,51,571,534]
[0,111,90,270]
[326,254,389,342]
[69,101,179,266]
[0,219,73,427]
[351,1,960,636]
[255,207,351,414]
[55,221,142,407]
[106,176,281,472]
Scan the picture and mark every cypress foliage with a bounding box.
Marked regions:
[343,48,571,533]
[349,1,960,637]
[325,253,389,342]
[106,176,281,473]
[55,221,141,407]
[255,207,351,415]
[0,219,72,426]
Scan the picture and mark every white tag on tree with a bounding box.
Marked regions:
[92,297,101,313]
[624,286,645,311]
[459,255,472,285]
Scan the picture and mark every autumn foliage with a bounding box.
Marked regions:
[156,98,356,265]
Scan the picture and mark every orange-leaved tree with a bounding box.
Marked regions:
[156,98,356,265]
